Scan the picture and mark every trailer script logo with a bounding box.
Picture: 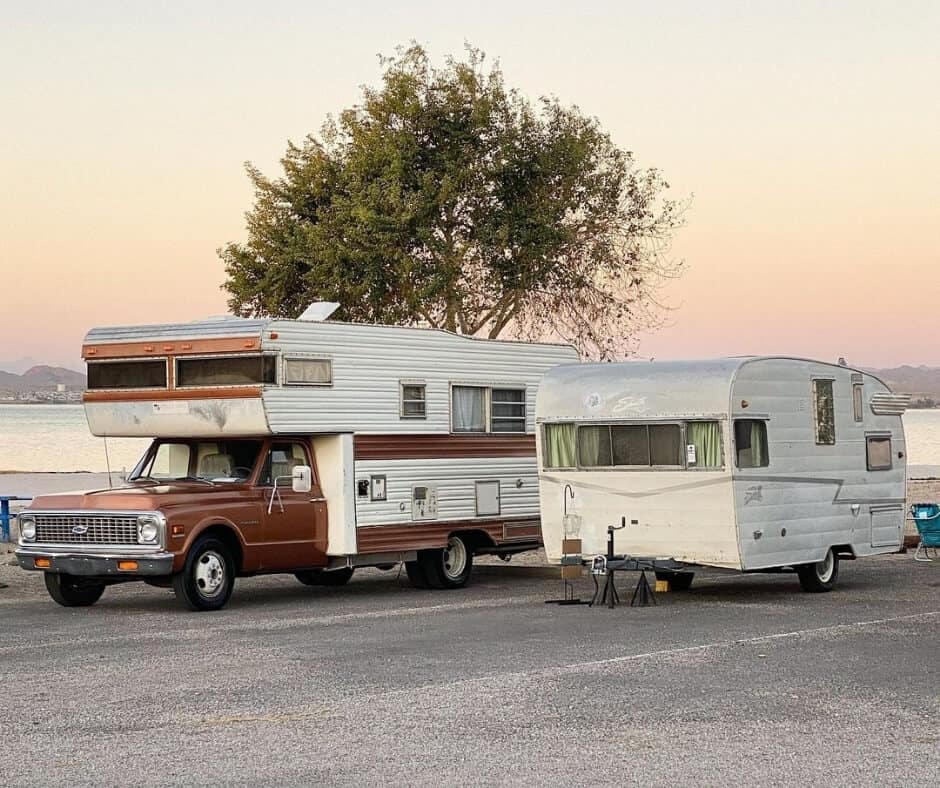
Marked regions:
[744,485,763,505]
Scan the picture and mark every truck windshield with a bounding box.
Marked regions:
[130,440,264,483]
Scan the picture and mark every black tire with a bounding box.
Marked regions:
[418,535,474,590]
[294,567,354,586]
[796,548,839,593]
[173,537,235,611]
[376,563,398,571]
[43,573,105,607]
[654,571,695,591]
[405,560,431,589]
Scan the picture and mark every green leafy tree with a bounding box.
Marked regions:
[221,44,685,359]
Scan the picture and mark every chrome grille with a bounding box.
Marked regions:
[34,514,139,545]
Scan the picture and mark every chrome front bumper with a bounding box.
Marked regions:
[15,546,174,576]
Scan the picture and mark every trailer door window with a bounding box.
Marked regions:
[734,420,769,468]
[866,435,892,471]
[687,421,722,468]
[452,386,486,432]
[543,423,576,468]
[813,379,836,445]
[853,383,864,422]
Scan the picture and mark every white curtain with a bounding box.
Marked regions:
[452,387,485,432]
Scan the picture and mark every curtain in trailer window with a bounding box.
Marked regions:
[543,423,576,468]
[578,425,612,466]
[452,386,486,432]
[687,422,722,467]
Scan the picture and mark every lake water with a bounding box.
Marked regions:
[1,403,940,475]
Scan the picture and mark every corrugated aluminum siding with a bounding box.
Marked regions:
[85,318,269,344]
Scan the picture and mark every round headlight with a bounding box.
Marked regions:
[20,516,36,541]
[137,516,160,544]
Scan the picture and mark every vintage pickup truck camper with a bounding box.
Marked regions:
[16,310,577,610]
[536,357,909,592]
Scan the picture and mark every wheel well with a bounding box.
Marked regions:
[449,529,497,552]
[197,524,244,573]
[832,544,856,560]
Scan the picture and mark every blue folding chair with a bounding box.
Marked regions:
[910,503,940,562]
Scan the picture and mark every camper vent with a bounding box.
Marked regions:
[869,392,910,416]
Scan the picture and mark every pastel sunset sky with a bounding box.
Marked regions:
[1,0,937,370]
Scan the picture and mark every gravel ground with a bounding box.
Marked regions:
[0,553,938,787]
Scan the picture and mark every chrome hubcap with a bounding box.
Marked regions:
[195,551,226,598]
[442,537,468,580]
[816,550,835,583]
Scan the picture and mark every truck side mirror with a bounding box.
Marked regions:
[292,466,312,493]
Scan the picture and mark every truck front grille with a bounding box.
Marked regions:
[34,514,139,545]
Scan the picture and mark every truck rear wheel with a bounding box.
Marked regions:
[796,548,839,593]
[44,572,105,607]
[418,535,474,590]
[404,560,430,589]
[173,537,235,611]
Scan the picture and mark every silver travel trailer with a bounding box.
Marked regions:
[536,357,909,591]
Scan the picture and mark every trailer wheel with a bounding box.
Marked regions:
[294,567,354,586]
[654,571,694,591]
[796,548,839,593]
[172,537,235,611]
[419,535,474,590]
[43,573,105,607]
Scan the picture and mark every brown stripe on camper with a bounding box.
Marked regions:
[354,434,536,460]
[82,336,263,359]
[83,386,263,403]
[355,518,542,553]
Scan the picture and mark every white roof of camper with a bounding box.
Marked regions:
[536,357,889,421]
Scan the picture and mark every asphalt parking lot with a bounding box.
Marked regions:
[1,554,938,787]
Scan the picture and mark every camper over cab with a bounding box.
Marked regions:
[536,357,909,592]
[16,311,577,610]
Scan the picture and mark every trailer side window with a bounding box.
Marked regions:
[491,389,526,433]
[177,355,276,387]
[452,386,486,432]
[813,379,836,445]
[543,423,575,468]
[866,436,892,471]
[853,383,864,422]
[87,359,167,390]
[687,421,723,468]
[400,383,426,419]
[734,420,769,468]
[284,358,332,386]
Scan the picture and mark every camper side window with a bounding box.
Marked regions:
[400,383,427,418]
[813,379,836,445]
[866,436,892,471]
[284,358,332,386]
[734,420,769,468]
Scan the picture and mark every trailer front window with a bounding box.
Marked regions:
[734,420,769,468]
[576,424,683,468]
[543,423,576,468]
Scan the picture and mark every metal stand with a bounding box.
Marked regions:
[630,571,657,607]
[545,578,589,605]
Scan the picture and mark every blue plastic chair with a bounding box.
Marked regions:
[910,503,940,562]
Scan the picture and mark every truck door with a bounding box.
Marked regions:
[258,440,329,570]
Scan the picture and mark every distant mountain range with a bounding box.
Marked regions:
[867,366,940,404]
[0,365,87,394]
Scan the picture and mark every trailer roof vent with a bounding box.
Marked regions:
[297,302,340,322]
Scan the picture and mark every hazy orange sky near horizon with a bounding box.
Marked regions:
[1,1,938,371]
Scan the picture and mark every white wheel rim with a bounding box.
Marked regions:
[195,551,226,598]
[442,537,468,580]
[816,550,835,583]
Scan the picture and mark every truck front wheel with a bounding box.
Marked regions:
[44,572,105,607]
[173,537,235,611]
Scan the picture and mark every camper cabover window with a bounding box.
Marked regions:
[734,420,769,468]
[577,424,682,468]
[543,423,576,468]
[813,378,836,445]
[866,435,892,471]
[284,357,332,386]
[400,383,427,419]
[87,359,167,390]
[176,355,276,387]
